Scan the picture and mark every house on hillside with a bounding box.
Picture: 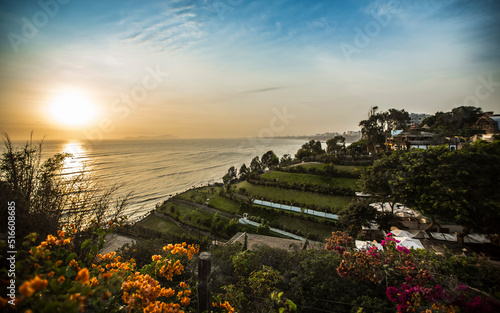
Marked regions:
[474,112,500,142]
[386,131,443,150]
[386,130,463,150]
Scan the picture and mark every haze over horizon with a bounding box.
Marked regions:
[1,0,499,141]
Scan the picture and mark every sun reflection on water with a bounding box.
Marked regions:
[60,141,91,177]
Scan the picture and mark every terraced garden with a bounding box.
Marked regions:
[137,162,362,242]
[262,171,358,189]
[235,181,352,210]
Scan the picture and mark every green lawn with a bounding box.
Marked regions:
[247,205,337,241]
[235,181,352,211]
[333,164,367,174]
[291,163,367,175]
[173,187,241,215]
[207,194,240,214]
[137,215,185,236]
[174,189,208,204]
[159,201,221,229]
[262,171,358,189]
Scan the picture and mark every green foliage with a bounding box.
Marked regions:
[235,181,352,210]
[360,141,500,234]
[338,201,377,236]
[326,135,346,155]
[421,106,483,137]
[0,134,129,242]
[359,107,411,153]
[261,150,280,171]
[262,170,358,190]
[250,156,263,174]
[295,140,325,160]
[347,139,368,155]
[221,250,292,313]
[223,166,238,185]
[279,154,293,167]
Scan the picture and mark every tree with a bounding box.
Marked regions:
[239,163,249,180]
[223,166,238,185]
[421,106,483,137]
[250,156,263,173]
[338,201,377,236]
[279,154,292,167]
[294,148,311,160]
[211,212,224,243]
[326,135,346,155]
[295,140,324,160]
[346,139,367,155]
[361,141,500,237]
[359,107,411,153]
[261,150,279,171]
[359,151,403,214]
[359,106,385,153]
[386,108,411,131]
[0,134,128,240]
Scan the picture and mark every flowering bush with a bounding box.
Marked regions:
[0,221,242,313]
[386,283,500,313]
[325,231,353,254]
[328,232,500,313]
[336,232,417,284]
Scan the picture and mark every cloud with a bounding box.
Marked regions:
[241,87,286,93]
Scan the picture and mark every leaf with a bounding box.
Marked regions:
[286,299,297,311]
[98,237,105,250]
[81,239,91,250]
[65,268,76,278]
[66,252,77,263]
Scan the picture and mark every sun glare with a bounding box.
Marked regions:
[48,89,97,127]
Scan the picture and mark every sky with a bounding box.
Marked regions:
[0,0,499,141]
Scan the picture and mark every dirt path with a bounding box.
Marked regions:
[170,198,236,219]
[288,162,323,167]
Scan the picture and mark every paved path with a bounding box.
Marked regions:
[238,218,306,241]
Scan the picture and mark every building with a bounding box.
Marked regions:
[386,130,461,150]
[475,112,500,141]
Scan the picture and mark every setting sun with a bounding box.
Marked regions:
[48,89,97,127]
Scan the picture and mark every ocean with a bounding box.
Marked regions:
[3,137,305,220]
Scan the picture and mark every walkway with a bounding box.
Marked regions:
[252,199,339,220]
[238,217,306,241]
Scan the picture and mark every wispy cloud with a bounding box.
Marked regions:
[241,87,286,94]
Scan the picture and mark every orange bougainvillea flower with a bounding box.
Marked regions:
[102,272,113,281]
[55,260,63,267]
[180,296,190,306]
[58,276,66,284]
[19,276,48,298]
[57,230,66,239]
[90,277,99,287]
[75,268,90,284]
